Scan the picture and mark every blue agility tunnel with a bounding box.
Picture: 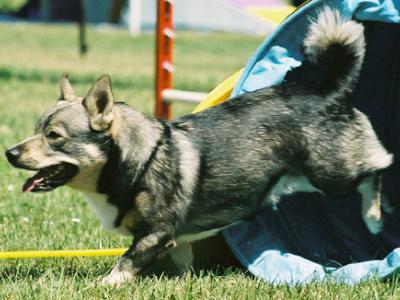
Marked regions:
[221,0,400,285]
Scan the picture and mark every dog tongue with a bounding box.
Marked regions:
[22,175,44,192]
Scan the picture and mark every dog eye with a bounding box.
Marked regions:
[46,131,62,139]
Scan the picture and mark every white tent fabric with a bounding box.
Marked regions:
[137,0,275,34]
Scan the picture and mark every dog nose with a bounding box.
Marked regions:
[5,147,20,163]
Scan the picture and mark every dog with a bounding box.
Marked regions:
[5,8,394,286]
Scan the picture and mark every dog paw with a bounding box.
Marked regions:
[99,269,133,287]
[363,215,383,235]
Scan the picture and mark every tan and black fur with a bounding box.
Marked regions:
[5,8,394,286]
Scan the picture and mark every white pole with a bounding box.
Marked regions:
[128,0,141,36]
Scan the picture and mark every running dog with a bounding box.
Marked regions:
[5,8,393,286]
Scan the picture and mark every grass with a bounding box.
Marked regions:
[0,21,399,299]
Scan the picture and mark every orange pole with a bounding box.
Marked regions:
[155,0,174,119]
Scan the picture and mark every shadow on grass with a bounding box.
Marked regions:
[0,267,104,282]
[0,235,249,282]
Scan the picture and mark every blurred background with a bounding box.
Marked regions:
[0,0,305,115]
[0,0,304,116]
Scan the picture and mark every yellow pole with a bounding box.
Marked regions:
[0,248,127,259]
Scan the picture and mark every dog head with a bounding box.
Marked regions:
[5,74,116,193]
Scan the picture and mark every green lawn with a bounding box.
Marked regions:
[0,22,399,299]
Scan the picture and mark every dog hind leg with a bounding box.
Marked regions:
[167,243,194,276]
[357,173,383,234]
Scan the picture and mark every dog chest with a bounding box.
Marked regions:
[84,192,133,236]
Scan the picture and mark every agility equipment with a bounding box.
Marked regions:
[0,248,126,259]
[194,0,400,285]
[154,0,293,119]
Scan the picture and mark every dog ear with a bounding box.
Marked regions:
[59,73,77,102]
[83,75,114,131]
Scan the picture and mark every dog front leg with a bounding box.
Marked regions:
[101,232,174,286]
[357,173,383,234]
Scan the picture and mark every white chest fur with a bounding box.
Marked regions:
[83,192,131,236]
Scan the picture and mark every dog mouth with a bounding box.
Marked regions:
[22,163,79,193]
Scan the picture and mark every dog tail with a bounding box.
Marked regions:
[302,7,365,97]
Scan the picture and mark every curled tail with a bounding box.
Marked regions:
[302,7,365,96]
